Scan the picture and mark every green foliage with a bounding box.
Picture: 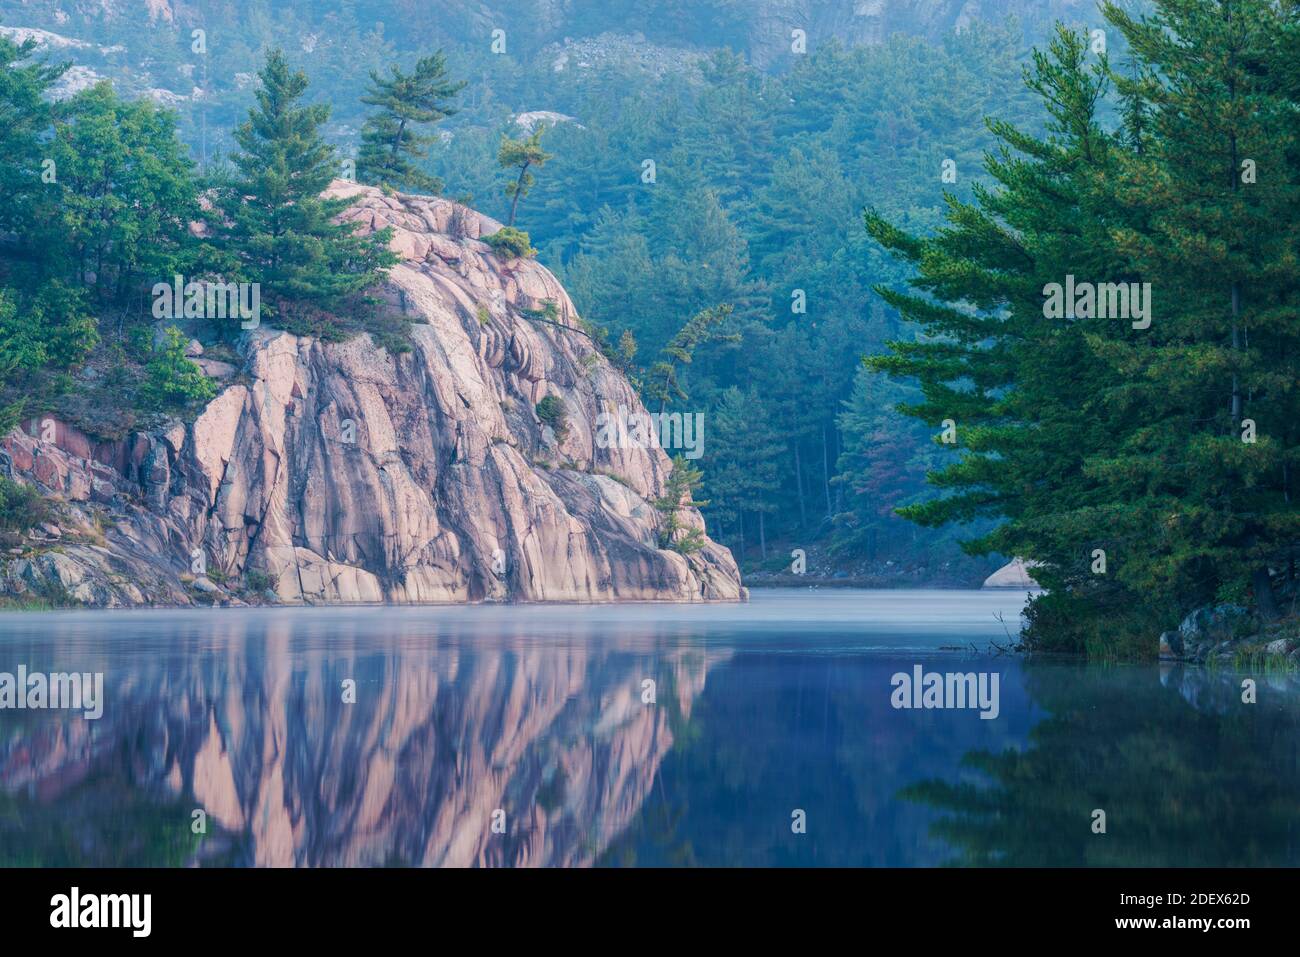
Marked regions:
[357,51,465,194]
[46,82,201,301]
[616,329,638,367]
[0,32,427,440]
[703,386,784,557]
[213,49,397,314]
[0,475,50,547]
[24,281,100,372]
[498,126,553,227]
[0,35,66,244]
[642,305,737,413]
[273,296,412,354]
[832,365,974,560]
[654,455,708,554]
[483,227,536,259]
[243,568,279,594]
[0,38,99,388]
[864,2,1300,654]
[535,394,569,441]
[137,327,218,414]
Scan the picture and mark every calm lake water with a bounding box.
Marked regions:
[1,588,1297,867]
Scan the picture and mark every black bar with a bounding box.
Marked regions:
[0,867,1280,942]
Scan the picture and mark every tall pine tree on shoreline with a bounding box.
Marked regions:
[866,26,1150,654]
[1089,0,1300,623]
[863,0,1300,656]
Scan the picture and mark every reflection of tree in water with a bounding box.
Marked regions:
[0,741,235,867]
[599,655,1034,867]
[903,664,1300,866]
[599,654,858,867]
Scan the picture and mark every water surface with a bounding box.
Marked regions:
[1,589,1296,866]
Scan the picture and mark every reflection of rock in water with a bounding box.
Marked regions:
[0,642,720,867]
[903,663,1300,866]
[1159,661,1300,714]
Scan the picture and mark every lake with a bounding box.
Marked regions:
[1,588,1297,867]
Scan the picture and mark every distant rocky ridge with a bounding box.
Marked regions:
[732,0,1089,68]
[0,183,743,607]
[1,0,1093,82]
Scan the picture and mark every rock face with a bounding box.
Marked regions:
[1160,601,1299,665]
[981,558,1039,589]
[0,183,742,607]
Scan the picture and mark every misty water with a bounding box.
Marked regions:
[1,588,1297,867]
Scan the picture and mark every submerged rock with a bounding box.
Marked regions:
[0,183,742,607]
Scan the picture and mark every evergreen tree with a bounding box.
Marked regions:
[356,52,464,194]
[833,367,922,559]
[643,305,737,414]
[0,36,65,244]
[863,25,1152,653]
[498,126,553,227]
[138,326,218,414]
[863,3,1300,654]
[703,386,784,560]
[654,455,708,554]
[215,49,396,314]
[1085,0,1300,621]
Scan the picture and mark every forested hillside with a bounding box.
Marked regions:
[2,0,1110,580]
[0,0,1296,656]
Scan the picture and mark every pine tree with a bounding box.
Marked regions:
[1089,0,1300,621]
[643,305,737,414]
[215,49,396,315]
[356,52,464,194]
[498,126,552,227]
[138,326,218,413]
[654,455,709,554]
[834,367,927,559]
[704,386,784,561]
[863,4,1300,653]
[864,25,1154,652]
